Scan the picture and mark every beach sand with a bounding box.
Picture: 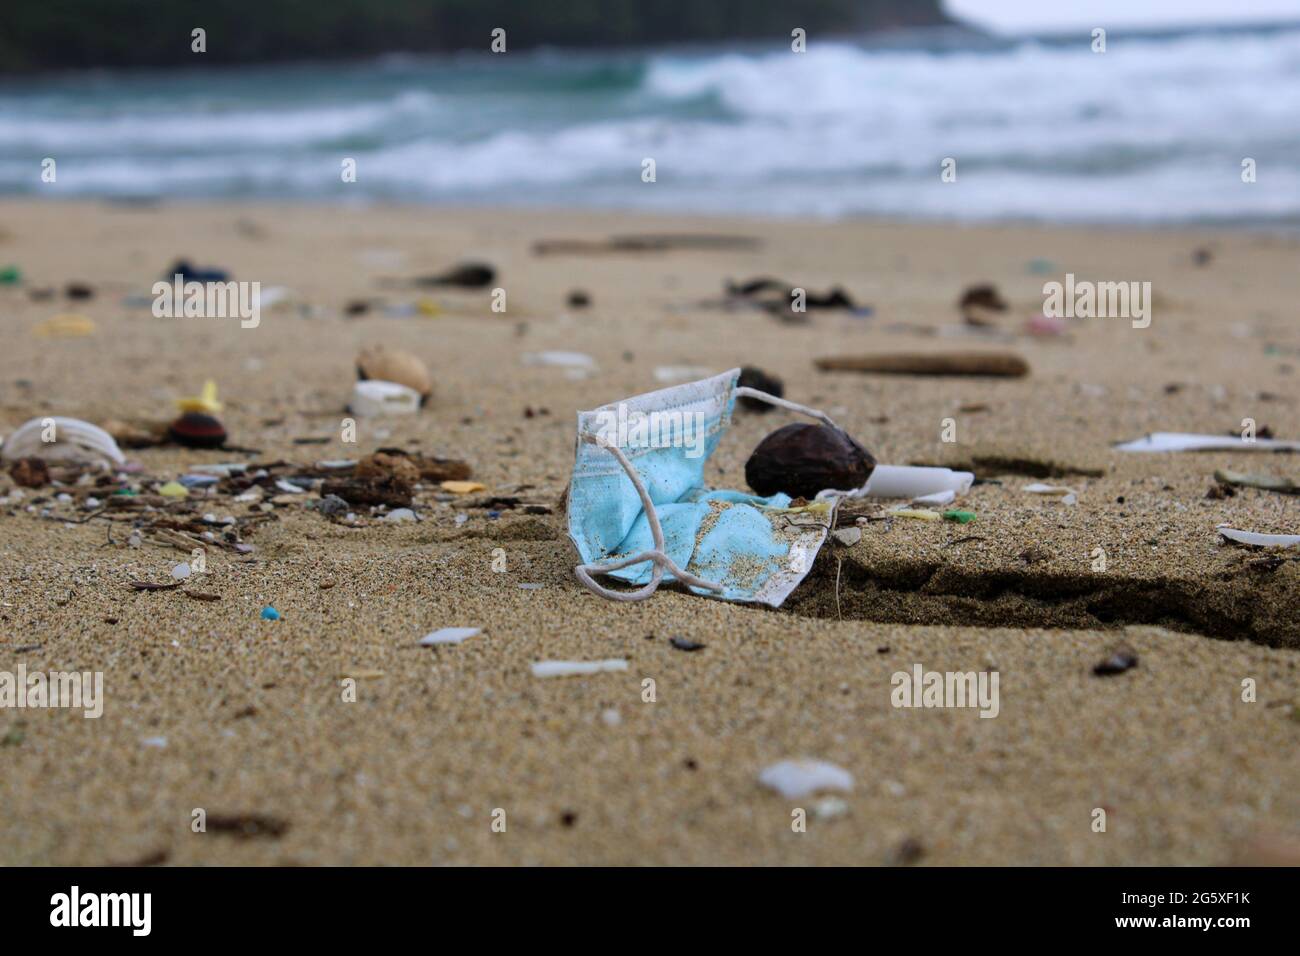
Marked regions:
[0,199,1297,865]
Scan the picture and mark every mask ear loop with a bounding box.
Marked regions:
[573,432,726,601]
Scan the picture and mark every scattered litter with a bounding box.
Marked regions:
[1023,482,1078,505]
[811,796,850,820]
[441,480,485,495]
[1025,313,1067,337]
[518,583,544,590]
[669,636,705,652]
[382,508,417,523]
[175,380,222,415]
[534,234,759,256]
[168,411,227,449]
[260,606,281,621]
[864,465,973,499]
[601,708,621,727]
[350,380,421,416]
[274,479,305,494]
[758,759,854,799]
[178,473,220,489]
[816,351,1029,378]
[745,423,875,499]
[356,345,432,404]
[959,283,1008,326]
[420,627,480,646]
[158,481,188,498]
[7,457,49,488]
[1093,647,1139,676]
[941,509,977,523]
[407,261,495,289]
[886,507,942,521]
[170,563,192,580]
[167,259,229,283]
[141,736,168,748]
[531,659,628,678]
[312,494,349,517]
[1216,525,1300,549]
[1213,469,1297,495]
[1,416,125,465]
[1115,432,1300,453]
[654,365,711,383]
[522,350,595,370]
[911,489,956,507]
[32,313,97,338]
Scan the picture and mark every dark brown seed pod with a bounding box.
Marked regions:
[168,412,227,449]
[745,423,875,499]
[737,366,784,411]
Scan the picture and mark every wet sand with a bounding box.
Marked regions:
[0,199,1297,865]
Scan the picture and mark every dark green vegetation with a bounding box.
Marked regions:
[1,0,950,73]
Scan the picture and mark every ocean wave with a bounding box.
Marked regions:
[2,27,1299,223]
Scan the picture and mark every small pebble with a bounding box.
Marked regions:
[831,526,862,546]
[669,636,705,652]
[1093,647,1139,676]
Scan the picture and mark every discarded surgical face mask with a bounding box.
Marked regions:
[567,369,850,607]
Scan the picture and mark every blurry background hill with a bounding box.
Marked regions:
[0,0,951,73]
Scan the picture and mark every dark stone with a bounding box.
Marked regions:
[745,423,875,499]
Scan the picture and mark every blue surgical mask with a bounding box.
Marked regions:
[567,369,842,607]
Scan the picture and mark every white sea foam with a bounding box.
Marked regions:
[3,27,1298,223]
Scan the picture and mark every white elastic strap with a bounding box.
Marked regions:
[573,433,726,601]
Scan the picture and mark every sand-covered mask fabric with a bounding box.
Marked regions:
[567,368,850,607]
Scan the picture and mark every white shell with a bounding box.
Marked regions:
[420,627,480,646]
[1217,525,1300,549]
[758,759,854,799]
[350,380,420,417]
[0,416,125,465]
[531,659,628,678]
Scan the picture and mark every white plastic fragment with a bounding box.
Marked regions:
[382,508,417,523]
[912,488,956,507]
[1023,482,1078,505]
[531,659,628,678]
[863,465,974,499]
[420,627,480,646]
[522,350,596,369]
[170,563,192,580]
[1115,432,1300,453]
[350,380,421,416]
[758,759,854,799]
[1216,525,1300,549]
[654,365,711,383]
[0,416,125,466]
